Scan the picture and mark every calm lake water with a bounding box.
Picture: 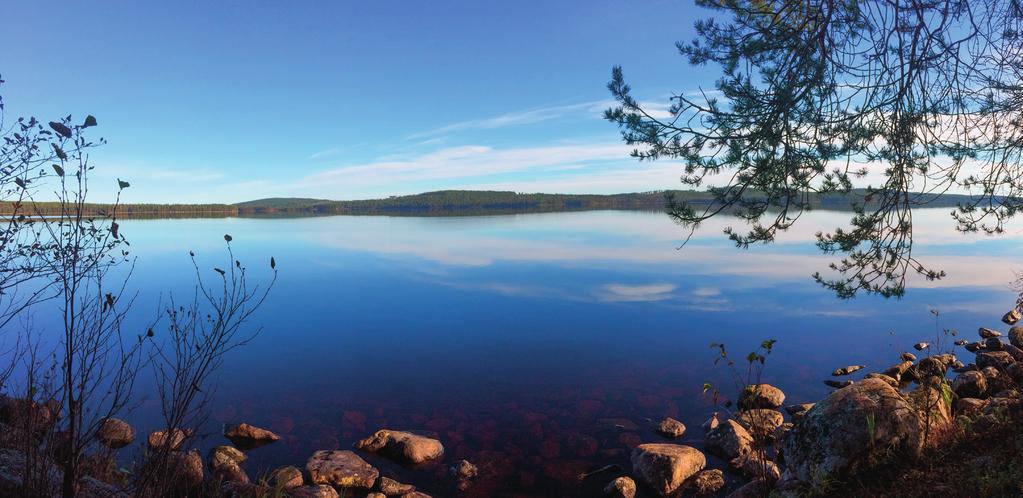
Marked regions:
[34,209,1023,496]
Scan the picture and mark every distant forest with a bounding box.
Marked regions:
[1,189,981,219]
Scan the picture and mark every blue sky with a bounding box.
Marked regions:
[1,1,714,203]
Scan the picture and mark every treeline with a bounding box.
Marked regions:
[0,189,984,219]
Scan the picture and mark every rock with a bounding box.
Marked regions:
[355,430,444,465]
[288,485,339,498]
[979,327,1002,338]
[209,445,247,466]
[735,409,784,439]
[981,366,1014,393]
[270,466,304,489]
[863,373,899,388]
[700,412,721,432]
[1004,309,1022,325]
[725,479,771,498]
[212,459,249,485]
[954,339,968,346]
[0,448,60,495]
[0,398,59,435]
[704,419,753,460]
[630,444,706,496]
[306,450,379,490]
[147,428,191,451]
[655,417,686,438]
[780,378,923,485]
[914,342,930,351]
[448,459,478,480]
[224,422,280,449]
[167,451,204,492]
[965,341,985,353]
[953,363,977,373]
[976,351,1015,370]
[824,380,853,389]
[908,385,954,446]
[368,494,386,498]
[730,453,781,482]
[952,371,988,399]
[78,475,130,498]
[378,476,416,495]
[603,476,636,498]
[832,365,866,376]
[96,418,134,449]
[901,352,917,361]
[1003,344,1023,362]
[882,360,914,381]
[916,357,950,379]
[400,493,432,498]
[956,398,986,417]
[682,469,725,495]
[774,422,794,445]
[738,384,785,409]
[784,403,814,421]
[985,337,1004,351]
[1007,362,1023,384]
[1009,326,1023,348]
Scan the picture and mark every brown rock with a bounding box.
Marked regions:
[355,430,444,464]
[700,412,721,432]
[726,479,771,498]
[377,476,416,495]
[603,476,636,498]
[96,418,135,449]
[167,451,204,492]
[225,422,280,449]
[1009,326,1023,348]
[979,327,1002,339]
[287,485,339,498]
[682,468,725,495]
[952,371,987,399]
[738,384,785,409]
[270,465,304,489]
[832,365,866,376]
[655,417,686,438]
[1004,309,1022,325]
[630,444,706,496]
[977,351,1015,370]
[448,459,478,480]
[901,352,917,361]
[784,403,814,421]
[306,450,379,490]
[147,428,192,451]
[735,409,784,439]
[730,453,781,482]
[704,419,753,460]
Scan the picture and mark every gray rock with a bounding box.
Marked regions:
[730,453,781,482]
[147,428,192,451]
[901,352,917,361]
[780,378,924,486]
[700,412,721,432]
[824,380,853,389]
[913,342,930,351]
[449,459,478,480]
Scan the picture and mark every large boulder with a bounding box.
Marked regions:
[738,384,785,409]
[630,444,706,497]
[704,419,753,460]
[977,351,1015,371]
[1009,326,1023,348]
[780,378,923,485]
[908,385,954,447]
[224,422,280,450]
[96,418,135,449]
[355,430,444,465]
[306,450,379,490]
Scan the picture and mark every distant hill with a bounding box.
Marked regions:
[1,189,985,218]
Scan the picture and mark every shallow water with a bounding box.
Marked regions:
[17,209,1023,496]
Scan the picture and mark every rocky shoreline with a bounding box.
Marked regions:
[2,307,1022,497]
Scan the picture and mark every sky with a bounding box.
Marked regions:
[0,1,716,203]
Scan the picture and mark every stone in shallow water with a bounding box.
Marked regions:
[355,429,444,465]
[269,465,303,489]
[784,403,814,420]
[831,365,865,376]
[288,485,338,498]
[682,468,725,495]
[979,327,1002,338]
[704,419,752,460]
[147,428,191,451]
[630,443,705,496]
[901,352,918,361]
[735,409,784,439]
[1003,309,1021,325]
[377,476,416,495]
[655,417,686,438]
[96,418,134,449]
[913,342,930,351]
[224,422,280,449]
[306,450,378,490]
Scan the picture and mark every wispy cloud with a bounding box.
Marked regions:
[309,148,341,160]
[408,100,612,139]
[598,283,677,302]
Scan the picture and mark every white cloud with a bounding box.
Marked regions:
[408,100,613,139]
[598,283,677,302]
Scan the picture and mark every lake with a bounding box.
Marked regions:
[42,209,1023,496]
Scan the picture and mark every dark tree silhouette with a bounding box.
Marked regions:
[607,0,1023,298]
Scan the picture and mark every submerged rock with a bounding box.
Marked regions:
[781,378,923,486]
[630,443,706,496]
[306,450,379,490]
[224,422,280,449]
[832,365,866,376]
[355,430,444,465]
[655,417,686,438]
[738,384,785,409]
